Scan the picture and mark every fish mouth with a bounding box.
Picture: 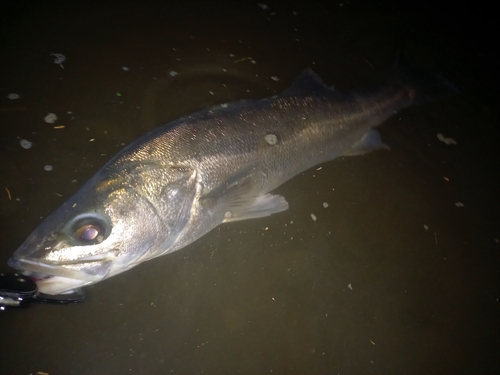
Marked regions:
[8,257,107,295]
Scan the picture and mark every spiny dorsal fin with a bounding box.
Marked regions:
[280,69,336,97]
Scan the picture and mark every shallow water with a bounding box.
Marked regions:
[1,1,498,374]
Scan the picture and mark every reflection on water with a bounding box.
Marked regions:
[0,1,498,374]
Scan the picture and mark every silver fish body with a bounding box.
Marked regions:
[8,67,458,294]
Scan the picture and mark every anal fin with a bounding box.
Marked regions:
[343,129,390,156]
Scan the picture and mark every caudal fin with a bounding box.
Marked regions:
[392,50,459,103]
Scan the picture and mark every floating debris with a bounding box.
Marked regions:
[7,93,19,100]
[220,103,228,108]
[455,202,464,207]
[437,133,457,145]
[20,139,32,149]
[169,71,178,77]
[264,133,278,145]
[0,107,26,112]
[44,165,53,172]
[258,3,269,10]
[122,66,129,71]
[270,76,279,81]
[310,213,317,221]
[234,57,252,63]
[423,225,429,230]
[209,91,214,95]
[348,283,353,290]
[323,202,329,208]
[50,53,66,64]
[44,113,57,123]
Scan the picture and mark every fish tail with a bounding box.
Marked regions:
[391,50,459,104]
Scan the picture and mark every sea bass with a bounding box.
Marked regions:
[8,64,457,294]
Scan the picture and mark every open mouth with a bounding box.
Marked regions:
[8,257,99,295]
[22,270,53,283]
[0,272,86,308]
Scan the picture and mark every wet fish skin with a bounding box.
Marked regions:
[8,65,458,294]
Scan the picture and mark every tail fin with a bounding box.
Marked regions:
[392,49,459,103]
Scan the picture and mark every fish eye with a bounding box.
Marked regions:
[70,215,109,245]
[75,224,101,242]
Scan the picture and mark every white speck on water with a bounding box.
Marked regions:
[424,225,429,230]
[455,202,464,207]
[209,91,214,95]
[251,60,256,64]
[50,53,66,64]
[224,211,232,219]
[258,3,269,10]
[310,213,317,221]
[122,66,129,71]
[348,283,353,290]
[44,113,58,123]
[44,165,53,171]
[437,133,457,145]
[264,133,277,145]
[229,53,235,57]
[270,76,279,81]
[7,93,19,100]
[323,202,329,208]
[20,139,32,149]
[220,103,228,108]
[222,68,227,72]
[169,71,178,77]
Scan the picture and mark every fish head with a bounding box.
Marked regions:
[8,164,200,295]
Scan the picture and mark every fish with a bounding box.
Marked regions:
[8,61,458,295]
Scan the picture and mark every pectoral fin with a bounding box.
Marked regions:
[222,193,289,222]
[201,166,289,222]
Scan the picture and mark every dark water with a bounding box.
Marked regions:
[0,1,498,374]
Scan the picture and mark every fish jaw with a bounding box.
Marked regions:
[32,275,92,295]
[8,256,112,294]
